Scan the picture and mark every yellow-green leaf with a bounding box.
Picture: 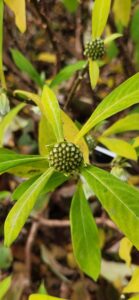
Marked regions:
[41,85,64,143]
[92,0,111,39]
[29,295,66,300]
[75,73,139,142]
[4,0,26,33]
[89,59,99,89]
[39,115,56,156]
[14,90,40,106]
[123,267,139,293]
[0,103,25,147]
[104,33,122,44]
[113,0,131,27]
[0,276,11,299]
[128,296,139,300]
[103,113,139,136]
[119,237,133,267]
[37,52,56,64]
[98,137,137,161]
[133,137,139,149]
[61,110,89,163]
[4,168,53,246]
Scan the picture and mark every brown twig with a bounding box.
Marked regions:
[64,66,88,109]
[25,221,40,285]
[33,215,118,231]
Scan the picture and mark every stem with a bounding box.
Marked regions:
[0,0,6,89]
[64,66,88,110]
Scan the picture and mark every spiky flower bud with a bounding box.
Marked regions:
[49,141,83,173]
[84,38,105,60]
[0,90,10,118]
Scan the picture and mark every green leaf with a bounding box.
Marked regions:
[4,0,26,33]
[92,0,111,39]
[130,8,139,44]
[0,190,10,200]
[12,174,40,200]
[89,59,99,89]
[61,110,89,163]
[41,85,64,143]
[70,183,101,281]
[0,276,12,299]
[11,49,44,87]
[103,113,139,136]
[98,137,137,160]
[133,137,139,149]
[14,90,40,106]
[104,33,122,44]
[50,61,87,88]
[4,168,54,246]
[0,149,48,174]
[61,0,78,13]
[81,165,139,249]
[12,171,67,201]
[113,0,131,27]
[0,103,25,147]
[75,73,139,141]
[39,115,56,156]
[123,267,139,293]
[37,281,47,295]
[0,244,13,269]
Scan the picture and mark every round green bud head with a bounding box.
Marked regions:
[84,38,105,60]
[49,141,84,173]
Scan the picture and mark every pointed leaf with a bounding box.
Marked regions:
[103,113,139,136]
[0,276,12,299]
[39,115,56,156]
[81,165,139,249]
[70,183,101,281]
[92,0,111,39]
[98,137,137,160]
[75,73,139,141]
[4,0,26,32]
[123,267,139,293]
[14,90,40,106]
[11,49,44,87]
[133,137,139,148]
[89,59,99,89]
[0,150,48,174]
[50,60,87,88]
[104,33,122,44]
[0,103,25,146]
[12,171,67,201]
[41,85,64,143]
[4,168,54,246]
[113,0,131,27]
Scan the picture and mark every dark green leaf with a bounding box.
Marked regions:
[11,49,44,87]
[70,183,101,280]
[82,165,139,249]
